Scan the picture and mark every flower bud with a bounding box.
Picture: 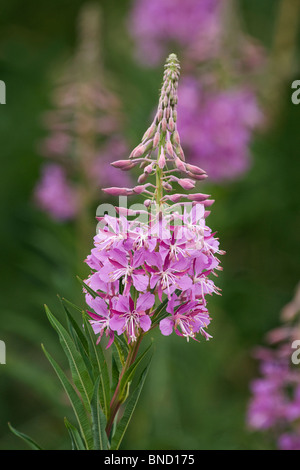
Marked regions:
[102,187,134,196]
[168,117,175,132]
[153,131,160,148]
[185,163,206,175]
[174,156,186,172]
[111,160,137,170]
[161,118,167,132]
[163,182,172,191]
[166,140,174,157]
[187,193,210,202]
[142,122,156,141]
[158,148,166,169]
[138,173,148,184]
[186,171,208,181]
[176,178,195,190]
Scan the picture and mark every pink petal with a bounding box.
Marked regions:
[110,315,125,335]
[159,317,174,336]
[136,292,155,312]
[139,314,152,332]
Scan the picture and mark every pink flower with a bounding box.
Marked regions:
[110,293,155,343]
[160,295,212,341]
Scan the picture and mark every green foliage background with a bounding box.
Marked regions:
[0,0,299,450]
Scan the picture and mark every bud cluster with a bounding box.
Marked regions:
[84,54,224,346]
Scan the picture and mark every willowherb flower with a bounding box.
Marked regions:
[247,283,300,449]
[128,0,266,183]
[177,77,264,181]
[84,53,224,347]
[128,0,222,66]
[34,3,131,221]
[34,164,78,221]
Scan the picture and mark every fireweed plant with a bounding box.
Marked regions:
[9,54,224,450]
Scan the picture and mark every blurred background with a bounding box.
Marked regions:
[0,0,300,450]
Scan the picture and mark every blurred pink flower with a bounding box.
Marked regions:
[34,164,78,221]
[177,77,264,181]
[128,0,222,66]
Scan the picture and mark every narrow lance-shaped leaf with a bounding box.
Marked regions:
[59,296,89,355]
[82,313,111,418]
[44,305,93,411]
[91,377,109,450]
[76,276,98,299]
[42,344,93,450]
[8,423,43,450]
[64,418,86,450]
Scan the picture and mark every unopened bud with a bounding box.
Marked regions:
[142,122,156,141]
[103,187,134,196]
[187,193,210,202]
[133,184,150,195]
[185,163,206,175]
[158,148,166,169]
[144,162,154,174]
[172,130,180,146]
[161,118,167,132]
[111,160,136,170]
[174,156,186,172]
[138,173,148,184]
[163,182,172,191]
[176,178,195,190]
[203,199,215,207]
[153,131,160,148]
[186,172,208,181]
[168,117,175,132]
[166,140,174,157]
[132,144,145,158]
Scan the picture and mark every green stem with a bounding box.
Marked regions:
[105,335,143,439]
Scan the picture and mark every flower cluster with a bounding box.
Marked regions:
[247,283,300,450]
[84,54,224,347]
[128,0,222,66]
[128,0,265,182]
[34,164,78,221]
[34,3,130,221]
[177,78,263,181]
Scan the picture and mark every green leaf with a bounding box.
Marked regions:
[42,344,93,450]
[91,377,109,450]
[110,360,152,450]
[118,341,153,403]
[59,296,89,356]
[44,305,93,411]
[62,297,85,314]
[8,423,43,450]
[82,314,111,418]
[76,276,98,298]
[152,289,181,325]
[111,354,120,396]
[113,335,128,367]
[64,418,86,450]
